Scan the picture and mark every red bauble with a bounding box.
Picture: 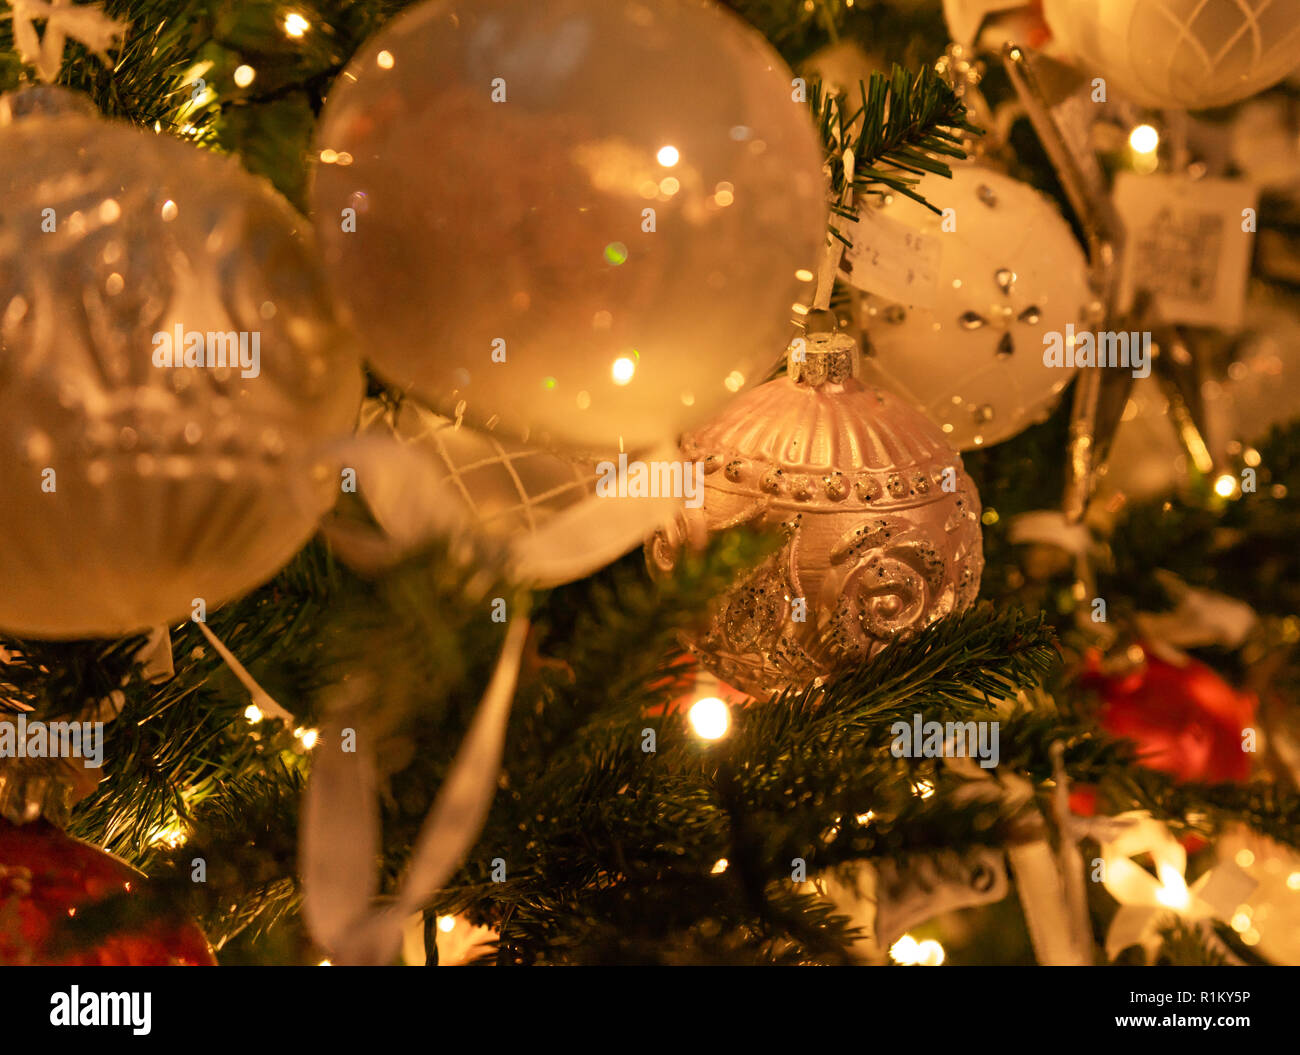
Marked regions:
[1084,647,1257,784]
[0,819,215,965]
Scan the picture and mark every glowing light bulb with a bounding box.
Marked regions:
[1214,474,1239,498]
[689,697,730,740]
[1154,863,1190,911]
[1129,124,1160,154]
[656,145,679,167]
[711,858,728,874]
[244,703,264,723]
[295,727,319,750]
[438,915,456,933]
[916,939,945,966]
[890,935,921,964]
[611,356,636,385]
[233,65,255,88]
[151,824,188,849]
[284,13,310,37]
[377,50,395,70]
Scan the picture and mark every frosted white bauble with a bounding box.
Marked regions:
[0,92,363,638]
[1044,0,1300,110]
[855,167,1091,450]
[311,0,826,458]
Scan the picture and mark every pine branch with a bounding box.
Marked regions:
[810,63,981,217]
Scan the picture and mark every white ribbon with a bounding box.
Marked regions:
[301,614,530,965]
[1099,810,1256,961]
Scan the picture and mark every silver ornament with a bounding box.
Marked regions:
[647,330,984,698]
[0,91,362,638]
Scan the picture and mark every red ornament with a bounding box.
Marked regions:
[1084,647,1257,784]
[0,819,215,965]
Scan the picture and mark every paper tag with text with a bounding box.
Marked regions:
[837,204,943,309]
[1113,172,1257,329]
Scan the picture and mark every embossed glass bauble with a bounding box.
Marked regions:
[0,95,363,638]
[854,167,1091,450]
[647,331,984,698]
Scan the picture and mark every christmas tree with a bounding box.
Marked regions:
[2,0,1300,976]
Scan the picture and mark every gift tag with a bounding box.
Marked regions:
[837,204,942,308]
[1113,173,1257,328]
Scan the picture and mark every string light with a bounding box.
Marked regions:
[688,697,730,740]
[150,823,189,849]
[1154,863,1191,911]
[244,703,264,723]
[294,726,319,749]
[233,65,255,88]
[656,145,679,167]
[284,12,310,38]
[438,915,456,933]
[611,356,636,385]
[890,934,945,965]
[1129,124,1160,155]
[711,858,728,874]
[1214,474,1239,498]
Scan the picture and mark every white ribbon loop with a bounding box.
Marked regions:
[301,615,530,966]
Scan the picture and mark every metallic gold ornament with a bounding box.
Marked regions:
[647,330,984,698]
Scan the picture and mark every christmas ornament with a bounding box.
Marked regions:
[646,327,984,698]
[346,397,679,586]
[311,0,826,458]
[357,398,594,548]
[1043,0,1300,110]
[1083,646,1257,784]
[0,818,214,965]
[852,166,1091,450]
[0,88,363,639]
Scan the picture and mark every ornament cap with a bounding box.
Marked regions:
[788,330,859,387]
[0,760,77,827]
